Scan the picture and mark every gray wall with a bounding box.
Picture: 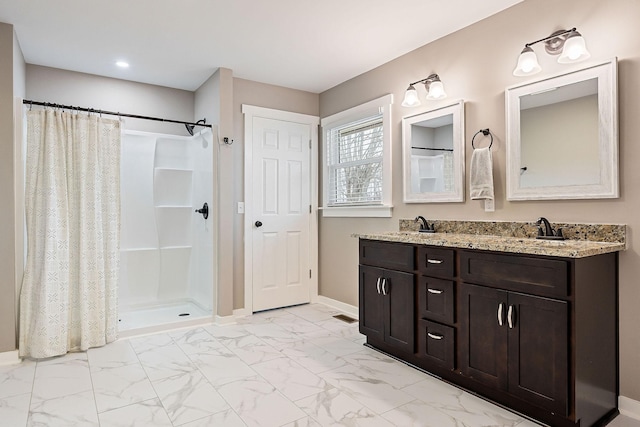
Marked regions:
[12,26,25,352]
[191,66,237,318]
[26,65,195,135]
[0,23,19,352]
[318,0,640,400]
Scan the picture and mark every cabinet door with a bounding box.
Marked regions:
[359,265,385,341]
[383,269,415,353]
[460,283,508,389]
[507,292,568,415]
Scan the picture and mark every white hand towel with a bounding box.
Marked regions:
[470,147,494,200]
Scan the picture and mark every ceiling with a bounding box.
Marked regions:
[0,0,522,93]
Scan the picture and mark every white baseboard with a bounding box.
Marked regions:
[0,350,21,366]
[619,396,640,420]
[215,314,237,325]
[316,296,359,319]
[232,308,251,317]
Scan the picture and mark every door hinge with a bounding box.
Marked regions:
[309,205,312,213]
[309,269,312,278]
[309,139,312,149]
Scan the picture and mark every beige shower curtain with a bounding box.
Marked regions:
[19,109,121,358]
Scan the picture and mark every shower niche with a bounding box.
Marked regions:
[119,130,214,333]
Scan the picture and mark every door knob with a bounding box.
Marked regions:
[255,221,263,228]
[195,202,208,219]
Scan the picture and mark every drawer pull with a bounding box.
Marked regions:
[427,258,443,264]
[427,332,444,340]
[497,303,505,326]
[427,288,443,294]
[376,277,382,294]
[381,278,388,296]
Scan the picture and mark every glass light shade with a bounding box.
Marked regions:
[513,46,541,76]
[426,80,446,100]
[401,85,421,107]
[558,31,591,63]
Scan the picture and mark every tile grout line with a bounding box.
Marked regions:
[86,352,101,424]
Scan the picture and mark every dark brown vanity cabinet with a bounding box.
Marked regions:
[459,250,570,415]
[459,283,568,415]
[359,241,415,354]
[358,238,619,427]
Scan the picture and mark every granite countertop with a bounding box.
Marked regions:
[354,231,625,258]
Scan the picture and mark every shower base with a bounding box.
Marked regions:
[118,300,212,337]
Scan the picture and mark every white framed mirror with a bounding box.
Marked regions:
[402,100,465,203]
[506,59,618,200]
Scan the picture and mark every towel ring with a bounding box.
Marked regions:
[472,129,493,149]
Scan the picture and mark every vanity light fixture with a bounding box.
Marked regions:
[401,74,446,107]
[513,28,590,77]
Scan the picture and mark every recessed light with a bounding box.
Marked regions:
[116,61,129,68]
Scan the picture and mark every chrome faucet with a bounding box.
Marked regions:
[535,217,565,240]
[415,216,435,233]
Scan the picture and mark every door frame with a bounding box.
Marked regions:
[242,105,319,314]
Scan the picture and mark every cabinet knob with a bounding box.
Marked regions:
[255,221,263,228]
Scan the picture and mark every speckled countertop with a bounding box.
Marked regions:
[353,220,626,258]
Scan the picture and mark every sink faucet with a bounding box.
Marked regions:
[535,217,565,240]
[415,216,435,233]
[536,217,554,237]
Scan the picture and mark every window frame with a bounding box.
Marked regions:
[320,94,393,217]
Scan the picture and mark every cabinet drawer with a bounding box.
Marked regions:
[418,276,455,324]
[460,251,568,298]
[360,240,415,271]
[417,246,455,278]
[418,320,455,370]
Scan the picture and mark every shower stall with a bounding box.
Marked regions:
[118,128,215,334]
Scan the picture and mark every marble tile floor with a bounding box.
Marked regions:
[0,303,638,427]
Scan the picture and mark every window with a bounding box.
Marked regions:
[321,94,393,217]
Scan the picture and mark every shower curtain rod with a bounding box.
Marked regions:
[22,99,213,129]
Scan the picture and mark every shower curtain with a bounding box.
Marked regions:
[19,109,121,358]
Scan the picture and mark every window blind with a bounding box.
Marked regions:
[327,115,384,206]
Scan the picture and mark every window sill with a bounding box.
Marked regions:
[320,205,393,218]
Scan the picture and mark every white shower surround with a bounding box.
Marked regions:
[118,128,214,330]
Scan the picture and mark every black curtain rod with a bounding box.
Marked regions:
[22,99,212,129]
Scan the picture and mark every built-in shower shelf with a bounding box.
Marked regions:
[121,247,159,252]
[155,205,192,208]
[154,167,193,172]
[160,245,192,250]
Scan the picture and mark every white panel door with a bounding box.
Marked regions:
[252,117,311,311]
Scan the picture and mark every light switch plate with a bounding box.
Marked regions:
[484,199,495,212]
